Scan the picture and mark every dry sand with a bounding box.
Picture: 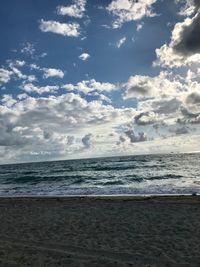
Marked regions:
[0,195,199,266]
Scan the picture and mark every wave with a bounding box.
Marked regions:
[0,153,199,196]
[100,180,125,186]
[3,175,69,184]
[0,172,184,185]
[146,174,183,181]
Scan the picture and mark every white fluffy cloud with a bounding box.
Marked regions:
[107,0,157,28]
[79,53,90,60]
[0,62,37,85]
[9,66,36,82]
[124,72,183,99]
[21,83,59,94]
[0,92,136,163]
[57,0,86,18]
[43,68,64,79]
[0,68,13,84]
[1,61,66,87]
[39,19,80,37]
[15,60,26,67]
[63,79,116,94]
[9,61,37,82]
[176,0,199,17]
[122,66,200,133]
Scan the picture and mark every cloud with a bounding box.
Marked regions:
[0,61,36,85]
[136,97,184,127]
[0,125,29,147]
[186,92,200,104]
[21,83,59,94]
[1,94,17,107]
[67,135,75,146]
[174,15,200,56]
[20,43,47,59]
[154,98,182,115]
[119,135,126,143]
[98,94,112,103]
[8,62,36,82]
[176,0,200,17]
[124,75,152,97]
[9,66,27,80]
[41,52,48,58]
[1,61,66,85]
[0,92,136,163]
[116,37,126,48]
[39,19,80,37]
[106,0,157,28]
[82,133,92,148]
[79,53,90,60]
[155,1,200,67]
[124,72,183,99]
[124,129,148,143]
[30,64,41,70]
[15,60,26,67]
[21,42,36,56]
[2,0,200,162]
[136,22,144,32]
[57,0,86,18]
[17,93,28,100]
[0,68,13,84]
[178,112,200,124]
[63,79,116,93]
[43,68,64,79]
[122,66,200,131]
[134,111,157,126]
[169,126,190,135]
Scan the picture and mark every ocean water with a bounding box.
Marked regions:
[0,153,200,196]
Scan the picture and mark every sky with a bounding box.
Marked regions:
[0,0,200,164]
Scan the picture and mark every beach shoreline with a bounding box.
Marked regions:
[0,193,198,198]
[0,195,199,266]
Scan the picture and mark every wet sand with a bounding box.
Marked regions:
[0,195,199,266]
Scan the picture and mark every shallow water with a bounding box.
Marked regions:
[0,153,200,196]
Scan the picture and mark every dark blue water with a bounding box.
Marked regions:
[0,153,200,196]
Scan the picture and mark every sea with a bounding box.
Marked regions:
[0,153,200,196]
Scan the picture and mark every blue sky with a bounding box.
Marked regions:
[0,0,177,83]
[0,0,200,163]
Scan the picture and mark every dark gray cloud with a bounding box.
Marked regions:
[169,126,189,135]
[180,106,199,118]
[126,85,149,96]
[177,106,200,124]
[134,112,155,125]
[67,136,75,146]
[43,130,52,140]
[154,99,181,114]
[0,122,30,147]
[194,0,200,9]
[175,126,189,135]
[124,129,148,143]
[186,92,200,104]
[119,135,126,142]
[174,11,200,56]
[82,133,92,148]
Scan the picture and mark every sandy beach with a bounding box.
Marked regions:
[0,196,199,266]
